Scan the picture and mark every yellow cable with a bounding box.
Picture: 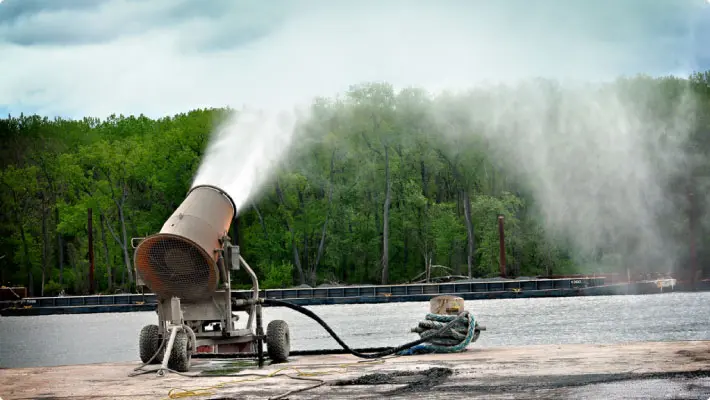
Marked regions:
[164,360,386,399]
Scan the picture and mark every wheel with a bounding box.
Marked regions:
[167,329,191,372]
[266,320,290,363]
[139,324,164,364]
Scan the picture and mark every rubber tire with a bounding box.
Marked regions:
[139,324,164,364]
[166,329,191,372]
[266,320,290,363]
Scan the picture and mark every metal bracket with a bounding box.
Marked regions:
[169,297,183,324]
[130,237,145,249]
[217,235,240,270]
[229,245,240,270]
[135,267,145,287]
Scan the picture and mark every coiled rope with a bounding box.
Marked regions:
[398,312,478,355]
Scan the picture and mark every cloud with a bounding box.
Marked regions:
[0,0,708,118]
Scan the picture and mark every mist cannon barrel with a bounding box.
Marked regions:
[134,185,237,301]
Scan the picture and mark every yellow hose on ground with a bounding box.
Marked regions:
[165,360,386,399]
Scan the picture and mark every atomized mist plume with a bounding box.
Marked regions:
[430,79,699,272]
[191,108,307,212]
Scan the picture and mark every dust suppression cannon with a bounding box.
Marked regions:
[132,185,290,374]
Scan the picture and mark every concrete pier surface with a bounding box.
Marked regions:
[3,340,710,399]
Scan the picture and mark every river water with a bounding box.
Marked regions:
[1,292,709,369]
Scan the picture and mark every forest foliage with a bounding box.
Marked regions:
[2,72,710,296]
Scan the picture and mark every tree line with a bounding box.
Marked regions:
[2,72,710,296]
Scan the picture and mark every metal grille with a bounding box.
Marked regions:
[134,234,219,301]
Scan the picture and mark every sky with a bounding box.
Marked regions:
[0,0,709,119]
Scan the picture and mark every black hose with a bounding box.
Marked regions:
[191,347,394,358]
[262,298,469,359]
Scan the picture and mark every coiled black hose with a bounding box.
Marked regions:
[262,298,470,359]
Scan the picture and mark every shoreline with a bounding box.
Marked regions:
[1,278,698,317]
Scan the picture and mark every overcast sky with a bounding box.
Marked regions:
[0,0,708,119]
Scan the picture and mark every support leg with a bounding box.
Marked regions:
[158,325,179,376]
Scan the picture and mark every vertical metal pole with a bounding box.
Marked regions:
[222,249,232,335]
[238,216,242,249]
[88,208,95,294]
[256,304,264,368]
[498,215,507,278]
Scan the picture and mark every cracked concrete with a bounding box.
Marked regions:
[2,340,710,399]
